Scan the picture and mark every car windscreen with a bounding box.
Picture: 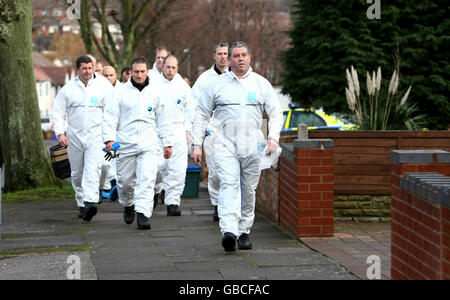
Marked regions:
[282,111,288,128]
[289,110,327,128]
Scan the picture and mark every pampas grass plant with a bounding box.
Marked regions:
[344,66,425,130]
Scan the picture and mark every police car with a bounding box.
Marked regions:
[282,104,354,131]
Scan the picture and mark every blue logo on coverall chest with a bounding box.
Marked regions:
[147,106,152,112]
[176,99,181,104]
[90,96,99,104]
[247,92,257,101]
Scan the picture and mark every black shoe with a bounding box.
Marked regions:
[167,204,181,216]
[153,193,159,209]
[98,189,103,204]
[213,205,219,222]
[160,190,165,204]
[110,185,118,201]
[123,205,135,224]
[136,212,151,230]
[237,233,252,250]
[110,180,118,201]
[83,202,97,222]
[78,207,85,219]
[222,232,236,252]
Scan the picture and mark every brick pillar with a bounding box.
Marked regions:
[442,202,450,280]
[279,139,334,238]
[390,150,450,280]
[391,150,450,179]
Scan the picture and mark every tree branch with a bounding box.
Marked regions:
[99,0,121,66]
[132,0,153,28]
[77,0,95,54]
[134,0,175,48]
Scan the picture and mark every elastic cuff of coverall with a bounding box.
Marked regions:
[221,229,238,238]
[238,230,251,236]
[135,208,152,219]
[267,137,279,144]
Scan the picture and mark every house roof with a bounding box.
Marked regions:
[33,51,54,67]
[34,65,52,82]
[33,51,74,86]
[41,66,69,86]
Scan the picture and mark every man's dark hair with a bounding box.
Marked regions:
[213,41,229,54]
[120,66,131,82]
[121,66,131,74]
[131,56,149,69]
[155,46,171,55]
[163,54,178,66]
[228,41,251,57]
[76,56,93,69]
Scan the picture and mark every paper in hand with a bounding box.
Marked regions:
[258,145,282,171]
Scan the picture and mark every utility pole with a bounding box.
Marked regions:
[183,48,191,80]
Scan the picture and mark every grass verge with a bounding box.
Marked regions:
[2,182,74,203]
[0,245,90,260]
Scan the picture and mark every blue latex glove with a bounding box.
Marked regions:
[103,142,121,161]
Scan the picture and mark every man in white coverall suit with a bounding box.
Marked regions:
[52,55,113,221]
[99,66,122,199]
[190,41,229,221]
[148,46,170,82]
[191,42,283,252]
[156,55,192,216]
[103,56,173,230]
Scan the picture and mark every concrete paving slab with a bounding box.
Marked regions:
[100,270,224,280]
[0,251,96,280]
[219,264,354,280]
[1,187,358,280]
[0,234,86,251]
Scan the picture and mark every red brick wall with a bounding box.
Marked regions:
[390,150,450,280]
[280,130,450,195]
[391,188,442,279]
[278,141,334,238]
[442,206,450,280]
[279,153,300,235]
[256,167,279,222]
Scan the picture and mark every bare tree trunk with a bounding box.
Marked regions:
[76,0,176,72]
[0,0,59,192]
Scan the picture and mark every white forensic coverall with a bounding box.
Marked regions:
[190,64,227,207]
[52,74,113,207]
[155,74,192,207]
[192,68,283,237]
[99,82,122,191]
[102,80,173,218]
[148,61,163,83]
